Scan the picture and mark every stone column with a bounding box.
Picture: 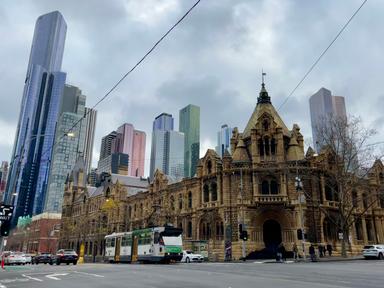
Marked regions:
[361,217,368,243]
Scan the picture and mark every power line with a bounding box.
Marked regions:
[277,0,368,111]
[41,0,202,159]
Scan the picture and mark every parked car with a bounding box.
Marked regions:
[50,249,78,265]
[32,252,52,264]
[22,254,32,264]
[181,250,204,263]
[363,245,384,260]
[3,251,26,265]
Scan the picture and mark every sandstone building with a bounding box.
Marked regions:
[60,82,384,261]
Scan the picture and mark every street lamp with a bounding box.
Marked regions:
[295,175,306,261]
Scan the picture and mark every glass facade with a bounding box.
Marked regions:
[216,124,233,158]
[5,11,67,224]
[179,105,200,177]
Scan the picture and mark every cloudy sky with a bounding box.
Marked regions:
[0,0,383,176]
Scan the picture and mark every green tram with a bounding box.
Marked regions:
[104,226,183,263]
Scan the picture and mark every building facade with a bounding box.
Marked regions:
[60,83,384,261]
[179,104,200,177]
[60,159,148,262]
[98,153,129,175]
[150,113,184,180]
[309,88,347,152]
[216,124,233,158]
[5,11,67,222]
[83,108,97,175]
[0,161,8,201]
[44,85,87,213]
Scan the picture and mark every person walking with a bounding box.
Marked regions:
[276,243,283,263]
[309,244,316,262]
[318,245,323,257]
[326,243,333,256]
[281,244,286,262]
[293,243,299,262]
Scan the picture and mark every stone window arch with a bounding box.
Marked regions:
[271,138,276,155]
[187,221,192,238]
[207,160,212,174]
[261,177,279,195]
[178,194,183,210]
[211,182,218,201]
[258,139,264,156]
[188,191,192,208]
[264,136,270,156]
[203,184,209,202]
[325,178,339,201]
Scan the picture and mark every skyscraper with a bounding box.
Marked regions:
[44,85,87,213]
[99,123,146,177]
[0,161,9,201]
[112,123,146,177]
[179,105,200,177]
[5,11,67,221]
[83,108,97,175]
[215,124,232,158]
[309,87,347,152]
[150,113,184,180]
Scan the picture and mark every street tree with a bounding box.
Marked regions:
[309,115,384,257]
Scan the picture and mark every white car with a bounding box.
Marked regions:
[22,254,32,264]
[3,252,26,265]
[363,245,384,260]
[181,250,204,263]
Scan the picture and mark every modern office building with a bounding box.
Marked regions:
[215,124,232,158]
[150,114,184,180]
[309,88,347,152]
[44,85,87,213]
[153,113,174,131]
[99,131,118,161]
[0,161,9,201]
[83,108,97,175]
[98,153,129,175]
[112,123,146,177]
[179,105,200,177]
[5,11,67,222]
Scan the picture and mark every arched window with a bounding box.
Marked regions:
[203,184,209,202]
[207,161,212,174]
[271,138,276,155]
[325,178,339,201]
[258,139,264,156]
[187,221,192,238]
[261,180,269,195]
[270,180,278,194]
[264,137,270,156]
[354,217,363,240]
[211,182,218,201]
[188,191,192,208]
[170,196,175,211]
[352,190,358,208]
[105,188,111,198]
[263,119,269,131]
[362,193,368,209]
[178,194,183,210]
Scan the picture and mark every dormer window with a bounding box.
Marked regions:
[263,119,269,131]
[207,160,212,174]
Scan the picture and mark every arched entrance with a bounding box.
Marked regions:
[263,219,282,251]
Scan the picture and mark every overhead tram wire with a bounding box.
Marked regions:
[277,0,368,112]
[40,0,202,159]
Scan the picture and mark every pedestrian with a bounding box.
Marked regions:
[293,243,299,261]
[276,243,283,263]
[318,245,323,257]
[309,244,316,262]
[326,244,333,257]
[281,243,286,262]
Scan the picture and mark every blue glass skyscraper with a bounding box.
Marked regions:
[5,11,67,222]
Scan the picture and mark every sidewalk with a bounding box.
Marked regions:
[253,255,364,264]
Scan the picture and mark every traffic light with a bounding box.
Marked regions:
[297,229,303,240]
[0,220,10,236]
[240,230,248,241]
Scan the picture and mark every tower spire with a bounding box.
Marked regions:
[257,70,271,104]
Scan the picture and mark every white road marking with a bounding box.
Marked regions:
[73,271,105,278]
[45,273,68,280]
[0,283,6,288]
[22,274,43,282]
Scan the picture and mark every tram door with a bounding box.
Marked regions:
[115,237,121,262]
[131,236,138,263]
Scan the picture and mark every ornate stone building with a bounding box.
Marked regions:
[60,83,384,261]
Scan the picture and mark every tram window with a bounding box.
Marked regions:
[154,232,160,244]
[111,238,115,247]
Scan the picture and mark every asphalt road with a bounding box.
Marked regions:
[0,260,383,288]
